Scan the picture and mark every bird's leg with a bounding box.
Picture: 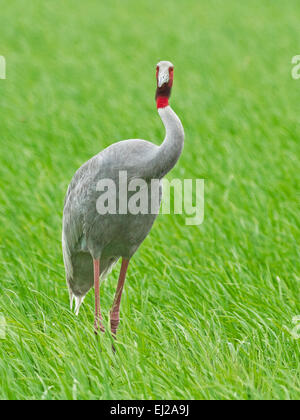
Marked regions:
[110,258,130,338]
[93,259,105,334]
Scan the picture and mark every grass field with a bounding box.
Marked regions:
[1,0,300,400]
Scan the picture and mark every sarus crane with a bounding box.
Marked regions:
[62,61,184,341]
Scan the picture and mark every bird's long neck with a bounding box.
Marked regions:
[153,104,184,179]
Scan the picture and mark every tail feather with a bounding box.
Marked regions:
[75,296,84,316]
[69,289,74,311]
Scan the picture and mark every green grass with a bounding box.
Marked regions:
[0,0,300,400]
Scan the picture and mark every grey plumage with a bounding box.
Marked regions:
[62,62,184,319]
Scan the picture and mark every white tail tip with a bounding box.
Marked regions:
[69,291,74,311]
[74,296,84,316]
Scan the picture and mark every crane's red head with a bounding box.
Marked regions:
[155,61,174,109]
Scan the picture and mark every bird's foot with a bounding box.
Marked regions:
[94,325,105,335]
[94,316,105,335]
